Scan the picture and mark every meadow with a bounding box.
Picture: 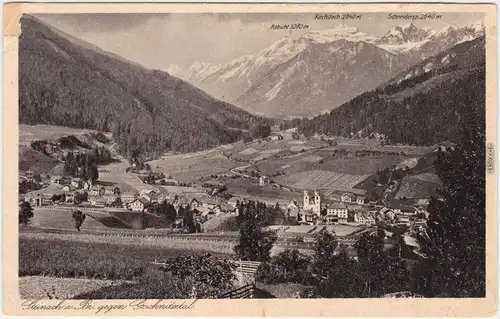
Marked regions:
[19,124,106,146]
[19,236,231,281]
[30,207,109,230]
[395,173,442,199]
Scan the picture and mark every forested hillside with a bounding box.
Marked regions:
[295,37,485,145]
[19,15,266,157]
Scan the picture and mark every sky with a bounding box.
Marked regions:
[35,12,484,71]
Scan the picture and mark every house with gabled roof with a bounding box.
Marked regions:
[130,197,151,212]
[121,191,137,203]
[190,198,202,208]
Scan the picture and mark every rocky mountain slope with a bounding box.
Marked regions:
[169,23,484,118]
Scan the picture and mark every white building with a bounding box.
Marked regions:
[259,176,270,186]
[341,193,354,203]
[121,192,137,203]
[130,198,151,212]
[327,202,348,220]
[354,212,375,225]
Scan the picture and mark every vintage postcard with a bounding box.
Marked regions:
[3,2,498,317]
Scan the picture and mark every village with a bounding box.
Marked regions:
[20,164,430,238]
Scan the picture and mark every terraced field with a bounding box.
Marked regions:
[274,170,369,191]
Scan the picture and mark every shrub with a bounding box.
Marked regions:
[257,249,312,285]
[157,253,236,298]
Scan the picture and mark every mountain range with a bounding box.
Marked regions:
[168,22,484,118]
[295,36,485,146]
[19,15,266,157]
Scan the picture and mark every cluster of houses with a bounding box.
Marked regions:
[284,190,428,229]
[22,173,242,221]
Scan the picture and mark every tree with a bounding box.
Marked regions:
[112,197,123,208]
[355,229,410,297]
[88,164,99,183]
[19,201,34,226]
[235,201,277,262]
[257,249,312,284]
[413,118,485,297]
[311,228,338,277]
[250,124,271,139]
[72,210,86,231]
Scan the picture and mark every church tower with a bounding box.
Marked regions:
[313,191,321,216]
[303,190,310,211]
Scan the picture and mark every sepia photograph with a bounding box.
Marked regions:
[3,2,497,316]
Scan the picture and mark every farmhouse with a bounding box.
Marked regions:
[61,185,76,192]
[341,193,355,203]
[356,196,366,205]
[379,207,396,220]
[270,134,284,141]
[71,178,83,189]
[82,179,92,190]
[102,195,119,205]
[390,203,417,216]
[90,185,105,196]
[50,175,63,185]
[190,198,202,208]
[121,191,137,203]
[227,197,241,208]
[29,194,54,207]
[395,214,411,225]
[130,197,151,212]
[354,212,375,225]
[25,170,35,181]
[89,196,107,207]
[65,193,75,204]
[286,200,300,220]
[103,186,121,196]
[301,211,317,225]
[259,175,271,186]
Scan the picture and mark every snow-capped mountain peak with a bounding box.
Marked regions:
[379,22,430,45]
[168,22,485,117]
[301,26,376,44]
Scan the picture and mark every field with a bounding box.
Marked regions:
[20,230,236,255]
[30,207,110,230]
[274,170,369,192]
[19,236,231,280]
[19,124,107,146]
[223,178,301,205]
[19,146,60,173]
[395,173,442,199]
[18,236,230,299]
[148,148,244,183]
[268,224,364,237]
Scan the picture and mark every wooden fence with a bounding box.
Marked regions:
[218,283,255,299]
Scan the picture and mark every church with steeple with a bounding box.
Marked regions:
[303,190,321,216]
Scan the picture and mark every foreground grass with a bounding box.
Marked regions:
[20,237,228,281]
[19,276,129,299]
